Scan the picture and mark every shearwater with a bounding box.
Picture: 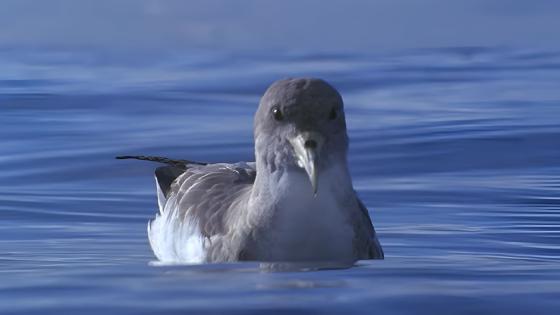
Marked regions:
[118,78,383,264]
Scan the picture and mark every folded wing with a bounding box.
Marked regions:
[353,198,384,259]
[149,162,256,263]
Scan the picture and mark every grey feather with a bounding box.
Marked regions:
[169,162,255,237]
[354,199,384,259]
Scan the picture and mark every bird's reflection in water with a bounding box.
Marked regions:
[259,260,355,272]
[150,260,355,273]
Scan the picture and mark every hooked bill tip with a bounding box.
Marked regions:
[289,131,324,196]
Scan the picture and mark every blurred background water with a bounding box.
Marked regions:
[1,1,560,314]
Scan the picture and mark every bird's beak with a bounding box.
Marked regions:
[289,131,324,196]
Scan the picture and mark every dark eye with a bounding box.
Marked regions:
[272,107,284,121]
[328,107,337,120]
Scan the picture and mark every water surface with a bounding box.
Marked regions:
[1,47,559,314]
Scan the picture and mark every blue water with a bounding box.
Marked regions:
[1,47,560,314]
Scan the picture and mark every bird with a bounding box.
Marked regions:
[117,78,383,264]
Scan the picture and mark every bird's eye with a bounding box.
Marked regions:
[328,107,337,120]
[272,107,284,121]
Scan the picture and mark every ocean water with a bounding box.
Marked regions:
[1,47,559,314]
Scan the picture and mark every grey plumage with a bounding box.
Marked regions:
[121,78,383,263]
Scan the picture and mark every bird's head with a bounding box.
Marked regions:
[254,78,349,195]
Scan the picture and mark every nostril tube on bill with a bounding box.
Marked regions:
[304,139,317,149]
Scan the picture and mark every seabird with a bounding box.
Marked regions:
[118,78,383,264]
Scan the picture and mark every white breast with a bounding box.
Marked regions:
[257,167,355,262]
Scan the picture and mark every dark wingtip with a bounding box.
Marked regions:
[155,166,186,197]
[115,155,207,169]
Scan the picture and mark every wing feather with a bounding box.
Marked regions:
[353,198,384,259]
[148,162,255,262]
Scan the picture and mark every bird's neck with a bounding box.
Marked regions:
[251,156,354,210]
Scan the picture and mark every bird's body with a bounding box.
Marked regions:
[122,78,383,264]
[251,164,357,262]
